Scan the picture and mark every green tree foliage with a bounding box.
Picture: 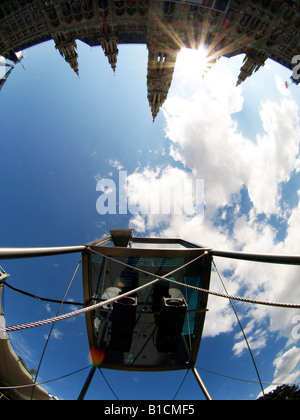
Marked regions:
[19,357,37,377]
[258,385,300,400]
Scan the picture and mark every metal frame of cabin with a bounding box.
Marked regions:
[81,231,213,373]
[1,229,300,400]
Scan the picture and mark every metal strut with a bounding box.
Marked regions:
[77,366,97,400]
[0,246,86,260]
[192,366,212,401]
[211,250,300,265]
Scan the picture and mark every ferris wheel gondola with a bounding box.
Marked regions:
[0,229,300,400]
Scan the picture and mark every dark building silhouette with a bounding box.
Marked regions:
[0,0,299,118]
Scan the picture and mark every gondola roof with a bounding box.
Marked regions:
[82,229,212,372]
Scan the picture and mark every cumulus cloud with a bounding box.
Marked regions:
[163,84,300,218]
[127,165,204,231]
[163,90,248,214]
[247,98,300,215]
[129,213,145,232]
[233,320,268,358]
[273,347,300,383]
[258,346,300,397]
[202,271,237,338]
[126,54,300,388]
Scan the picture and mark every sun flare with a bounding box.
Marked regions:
[177,46,215,81]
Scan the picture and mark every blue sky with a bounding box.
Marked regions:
[1,39,300,400]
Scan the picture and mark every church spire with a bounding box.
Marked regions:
[100,10,119,73]
[146,31,179,121]
[100,37,119,73]
[54,34,79,76]
[236,49,268,86]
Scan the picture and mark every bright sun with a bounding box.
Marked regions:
[177,47,212,80]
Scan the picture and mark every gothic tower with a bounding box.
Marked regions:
[236,49,268,86]
[146,31,180,121]
[100,37,119,73]
[54,34,79,76]
[99,8,119,73]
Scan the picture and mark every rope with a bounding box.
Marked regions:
[2,279,84,306]
[168,280,300,308]
[195,365,300,387]
[0,251,206,333]
[89,249,300,309]
[172,368,190,400]
[99,368,119,400]
[30,257,82,400]
[1,248,300,334]
[0,365,91,392]
[213,259,265,396]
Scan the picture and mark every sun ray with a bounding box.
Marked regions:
[176,45,216,82]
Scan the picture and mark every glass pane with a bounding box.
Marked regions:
[130,241,190,249]
[89,253,204,369]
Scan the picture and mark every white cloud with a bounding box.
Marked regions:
[233,327,267,358]
[203,295,236,338]
[205,63,244,114]
[45,303,52,313]
[284,190,300,251]
[126,57,300,387]
[258,346,300,397]
[44,328,63,340]
[109,159,124,170]
[129,213,145,232]
[229,198,300,341]
[127,165,204,230]
[52,329,63,339]
[202,272,237,338]
[163,89,247,214]
[161,52,300,220]
[246,98,300,215]
[275,74,291,97]
[173,50,244,115]
[273,347,300,381]
[163,87,300,218]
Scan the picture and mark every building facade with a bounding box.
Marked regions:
[0,0,299,118]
